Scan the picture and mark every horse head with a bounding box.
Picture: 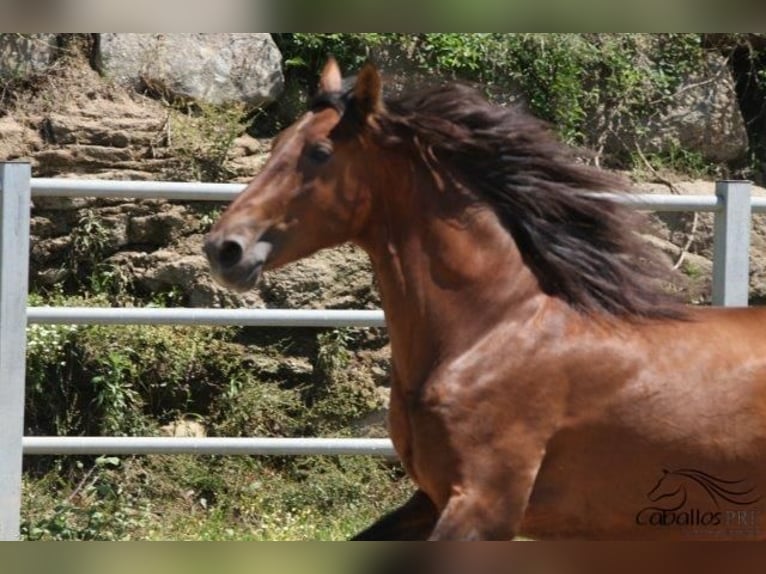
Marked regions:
[204,58,383,292]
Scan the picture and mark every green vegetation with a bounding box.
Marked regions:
[276,34,707,144]
[273,33,765,177]
[632,143,721,181]
[22,451,409,541]
[168,102,247,182]
[68,209,133,299]
[23,288,405,540]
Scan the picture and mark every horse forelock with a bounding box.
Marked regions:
[310,90,348,115]
[310,72,364,116]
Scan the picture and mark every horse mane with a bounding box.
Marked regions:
[316,82,687,320]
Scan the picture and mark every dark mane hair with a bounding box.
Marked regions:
[320,82,686,319]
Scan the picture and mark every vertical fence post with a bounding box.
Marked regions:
[0,162,31,540]
[712,180,752,307]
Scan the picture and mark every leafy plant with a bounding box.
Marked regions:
[275,33,385,75]
[308,328,381,431]
[168,102,246,182]
[25,320,81,436]
[91,350,144,435]
[64,209,133,300]
[70,209,110,262]
[632,141,720,180]
[315,328,353,380]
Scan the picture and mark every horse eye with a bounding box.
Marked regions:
[306,142,333,164]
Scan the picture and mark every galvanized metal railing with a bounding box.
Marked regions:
[27,307,386,327]
[0,161,758,539]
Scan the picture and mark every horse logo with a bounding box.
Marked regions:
[636,468,760,527]
[648,468,760,508]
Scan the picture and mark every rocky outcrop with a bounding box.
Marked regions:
[1,54,269,182]
[1,54,274,303]
[98,33,284,106]
[1,33,284,109]
[371,38,750,165]
[1,34,752,167]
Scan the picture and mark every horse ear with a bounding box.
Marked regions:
[319,57,342,93]
[353,61,383,118]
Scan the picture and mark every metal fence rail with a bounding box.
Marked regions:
[32,178,244,201]
[27,307,387,328]
[23,436,397,457]
[0,162,759,539]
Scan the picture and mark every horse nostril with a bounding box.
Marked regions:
[219,239,244,269]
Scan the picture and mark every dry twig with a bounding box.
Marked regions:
[633,143,700,270]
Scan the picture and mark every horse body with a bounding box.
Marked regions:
[523,307,766,539]
[368,206,766,539]
[205,58,766,540]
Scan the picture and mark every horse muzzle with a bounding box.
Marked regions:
[204,230,274,292]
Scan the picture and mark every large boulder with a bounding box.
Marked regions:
[640,53,749,163]
[98,33,284,107]
[597,51,748,163]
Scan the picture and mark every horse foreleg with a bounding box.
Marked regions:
[428,446,545,540]
[351,489,438,540]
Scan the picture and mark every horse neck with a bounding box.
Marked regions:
[354,155,548,388]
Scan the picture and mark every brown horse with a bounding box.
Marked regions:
[204,58,766,540]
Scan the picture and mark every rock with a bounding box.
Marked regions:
[228,134,269,158]
[243,353,314,381]
[99,33,284,106]
[0,33,57,78]
[599,51,748,163]
[21,71,173,177]
[31,146,141,175]
[117,243,265,309]
[127,207,187,245]
[45,112,131,148]
[102,231,379,312]
[97,214,131,250]
[226,135,271,180]
[36,267,69,285]
[351,408,389,437]
[644,53,748,163]
[0,116,42,160]
[30,235,72,272]
[228,153,270,181]
[259,244,378,309]
[643,235,712,304]
[160,418,206,438]
[32,195,96,211]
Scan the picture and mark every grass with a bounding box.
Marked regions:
[22,454,412,541]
